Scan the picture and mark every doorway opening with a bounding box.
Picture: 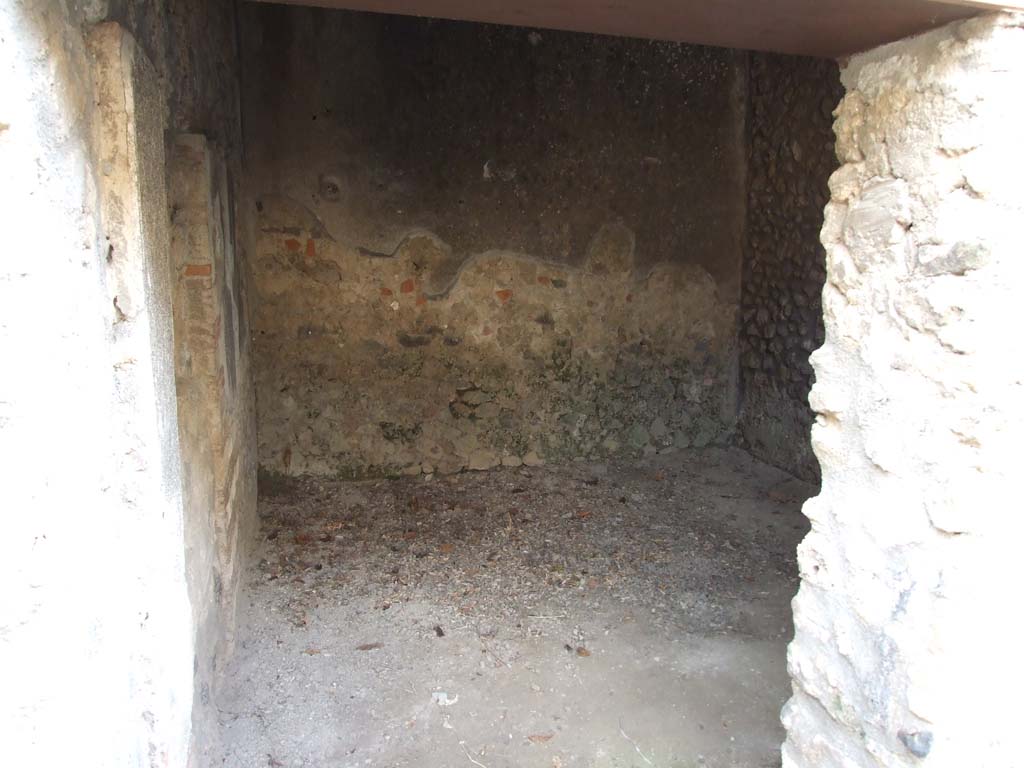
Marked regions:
[8,3,1016,768]
[217,6,840,766]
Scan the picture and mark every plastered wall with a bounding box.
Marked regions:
[1,11,193,766]
[242,5,748,478]
[168,134,257,765]
[0,2,256,766]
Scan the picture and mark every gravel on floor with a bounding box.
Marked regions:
[217,447,813,768]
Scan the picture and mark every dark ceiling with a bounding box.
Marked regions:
[246,0,1010,57]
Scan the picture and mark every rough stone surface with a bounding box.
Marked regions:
[783,12,1024,767]
[242,6,748,479]
[254,228,735,478]
[739,53,842,482]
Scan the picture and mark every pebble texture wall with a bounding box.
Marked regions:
[783,13,1024,767]
[243,7,747,478]
[739,54,842,482]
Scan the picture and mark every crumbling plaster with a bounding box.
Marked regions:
[783,12,1024,767]
[242,6,748,294]
[242,6,749,478]
[254,227,735,477]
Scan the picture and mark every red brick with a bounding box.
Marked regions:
[400,278,416,294]
[284,239,301,252]
[537,275,550,285]
[305,238,316,258]
[495,289,513,304]
[184,263,212,277]
[380,287,393,297]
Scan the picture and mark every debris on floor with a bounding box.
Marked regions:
[217,448,812,767]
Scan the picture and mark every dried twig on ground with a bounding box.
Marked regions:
[619,718,654,766]
[458,740,489,768]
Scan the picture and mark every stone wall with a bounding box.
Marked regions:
[783,12,1024,767]
[1,10,191,766]
[242,5,747,478]
[0,3,256,766]
[104,0,244,146]
[253,228,734,477]
[122,1,258,761]
[88,25,199,763]
[739,54,842,482]
[168,134,257,766]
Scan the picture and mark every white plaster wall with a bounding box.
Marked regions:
[0,7,194,767]
[783,12,1024,768]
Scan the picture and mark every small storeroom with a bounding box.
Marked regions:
[7,1,1021,768]
[220,4,843,766]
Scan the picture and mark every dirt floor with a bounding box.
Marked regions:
[216,448,813,768]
